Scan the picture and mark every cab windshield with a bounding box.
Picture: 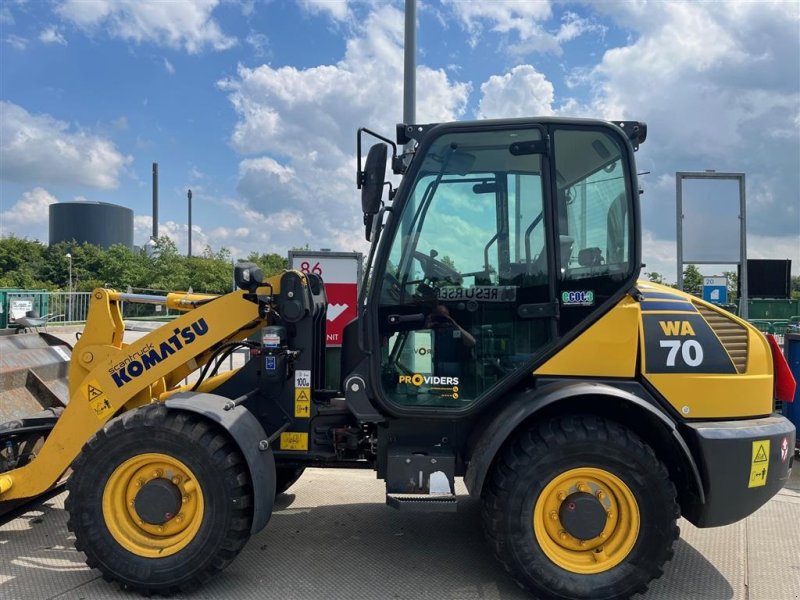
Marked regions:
[390,128,547,292]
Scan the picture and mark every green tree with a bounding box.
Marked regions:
[722,270,738,303]
[148,236,189,291]
[645,271,665,285]
[791,275,800,300]
[41,241,77,288]
[72,242,107,291]
[39,241,107,291]
[682,264,703,296]
[245,252,288,278]
[0,236,48,288]
[186,246,235,294]
[100,245,151,290]
[440,255,457,271]
[0,236,45,273]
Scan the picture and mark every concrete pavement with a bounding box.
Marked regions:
[1,466,798,600]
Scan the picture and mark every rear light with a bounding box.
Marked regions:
[767,334,796,403]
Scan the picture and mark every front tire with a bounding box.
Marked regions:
[482,415,679,600]
[66,404,255,594]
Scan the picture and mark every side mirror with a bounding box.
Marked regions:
[361,143,387,240]
[361,143,387,214]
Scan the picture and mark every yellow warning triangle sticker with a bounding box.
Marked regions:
[296,390,309,402]
[753,444,768,463]
[88,384,103,400]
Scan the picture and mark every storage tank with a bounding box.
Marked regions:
[49,202,134,249]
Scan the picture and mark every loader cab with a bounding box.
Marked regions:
[362,118,644,414]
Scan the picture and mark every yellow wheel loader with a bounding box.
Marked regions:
[1,117,796,600]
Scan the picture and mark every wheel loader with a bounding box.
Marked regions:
[0,117,796,600]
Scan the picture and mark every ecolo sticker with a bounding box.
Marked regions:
[561,290,594,307]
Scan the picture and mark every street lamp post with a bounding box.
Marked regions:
[188,189,193,258]
[66,253,72,322]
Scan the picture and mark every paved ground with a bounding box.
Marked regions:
[1,466,798,600]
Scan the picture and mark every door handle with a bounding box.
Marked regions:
[387,313,425,325]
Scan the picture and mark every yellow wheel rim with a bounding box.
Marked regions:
[533,467,640,574]
[102,452,204,558]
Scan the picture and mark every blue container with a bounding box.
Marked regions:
[782,333,800,446]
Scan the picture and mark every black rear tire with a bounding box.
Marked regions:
[275,466,305,495]
[66,404,255,594]
[482,414,679,600]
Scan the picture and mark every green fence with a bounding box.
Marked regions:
[747,299,800,320]
[0,288,49,328]
[747,318,800,346]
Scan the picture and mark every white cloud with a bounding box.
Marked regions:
[748,234,800,266]
[218,4,470,253]
[443,0,552,46]
[1,187,58,226]
[245,31,268,56]
[639,229,678,282]
[163,57,175,74]
[238,0,255,18]
[39,27,67,45]
[0,188,58,240]
[442,1,602,55]
[477,65,556,119]
[4,34,27,50]
[298,0,349,21]
[238,157,295,184]
[134,213,252,259]
[0,5,14,24]
[55,0,236,53]
[0,101,132,189]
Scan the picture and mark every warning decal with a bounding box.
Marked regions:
[294,369,311,418]
[86,379,113,420]
[748,439,770,488]
[294,388,310,418]
[280,432,308,451]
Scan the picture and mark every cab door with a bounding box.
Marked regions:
[373,126,556,411]
[549,126,638,336]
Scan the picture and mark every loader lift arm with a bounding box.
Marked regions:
[0,275,284,503]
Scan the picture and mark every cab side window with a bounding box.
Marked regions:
[554,130,631,281]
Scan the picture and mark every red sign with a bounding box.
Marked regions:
[291,252,360,347]
[323,283,358,346]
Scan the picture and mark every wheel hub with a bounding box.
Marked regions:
[533,467,640,574]
[558,491,607,540]
[102,453,204,558]
[134,478,182,525]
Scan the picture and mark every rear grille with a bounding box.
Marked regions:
[693,302,748,373]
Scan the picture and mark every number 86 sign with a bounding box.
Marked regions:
[289,251,362,347]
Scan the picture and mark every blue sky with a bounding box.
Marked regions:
[1,0,798,280]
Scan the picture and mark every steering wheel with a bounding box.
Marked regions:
[413,250,463,285]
